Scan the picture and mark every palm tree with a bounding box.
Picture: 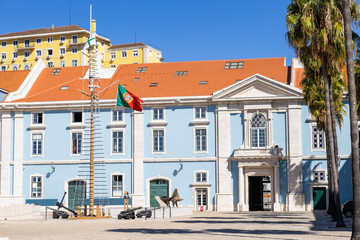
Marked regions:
[342,0,360,238]
[286,0,352,227]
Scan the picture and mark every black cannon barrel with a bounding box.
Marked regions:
[120,206,142,213]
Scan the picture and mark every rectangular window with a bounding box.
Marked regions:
[101,52,105,61]
[112,175,123,197]
[153,108,164,120]
[24,64,30,70]
[251,128,266,148]
[60,36,66,43]
[136,67,147,73]
[24,51,30,58]
[36,50,42,57]
[59,60,65,67]
[32,133,43,155]
[12,64,18,71]
[225,61,244,69]
[112,110,123,122]
[24,39,30,47]
[196,188,207,207]
[196,172,207,182]
[72,132,82,154]
[13,40,18,46]
[312,126,325,150]
[195,129,207,151]
[153,129,164,153]
[1,53,6,60]
[47,49,53,56]
[1,41,6,47]
[12,51,18,59]
[72,60,78,67]
[72,112,82,123]
[47,37,53,43]
[110,52,116,60]
[195,107,206,119]
[71,46,78,54]
[132,49,138,57]
[31,176,42,198]
[175,71,187,76]
[112,131,123,153]
[47,62,54,68]
[36,38,42,44]
[121,51,127,58]
[110,64,116,68]
[33,113,43,124]
[72,35,78,44]
[60,48,66,55]
[1,66,6,71]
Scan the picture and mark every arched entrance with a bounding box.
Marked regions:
[149,179,169,207]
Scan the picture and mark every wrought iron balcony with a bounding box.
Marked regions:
[233,147,283,160]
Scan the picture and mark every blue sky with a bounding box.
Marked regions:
[0,0,297,65]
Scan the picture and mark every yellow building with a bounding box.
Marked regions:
[0,22,162,71]
[105,43,163,68]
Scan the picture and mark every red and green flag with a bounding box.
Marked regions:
[116,84,143,112]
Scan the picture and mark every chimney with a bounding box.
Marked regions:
[91,19,96,33]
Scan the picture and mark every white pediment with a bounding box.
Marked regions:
[212,74,302,101]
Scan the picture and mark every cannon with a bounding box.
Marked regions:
[117,206,142,220]
[136,207,160,218]
[52,192,78,219]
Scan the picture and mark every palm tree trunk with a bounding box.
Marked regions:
[322,56,346,227]
[326,129,335,217]
[342,0,360,238]
[329,77,341,219]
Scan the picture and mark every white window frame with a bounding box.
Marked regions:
[24,51,30,58]
[194,127,208,154]
[59,47,66,55]
[70,130,83,156]
[1,52,6,60]
[249,113,267,148]
[47,48,53,56]
[24,39,30,47]
[12,64,18,71]
[310,123,326,152]
[59,60,65,67]
[60,36,66,43]
[1,66,6,71]
[110,64,116,68]
[152,108,165,121]
[71,111,83,124]
[47,37,53,43]
[110,52,116,60]
[194,170,209,183]
[36,50,42,57]
[71,46,78,54]
[112,109,124,122]
[47,62,54,68]
[110,129,125,155]
[12,40,18,46]
[1,41,6,47]
[36,38,42,44]
[30,131,44,157]
[194,106,207,119]
[30,174,43,199]
[110,172,125,198]
[32,112,44,125]
[72,59,78,67]
[311,164,327,182]
[152,127,166,154]
[72,35,78,44]
[132,49,139,57]
[12,51,18,59]
[121,51,127,58]
[24,63,30,70]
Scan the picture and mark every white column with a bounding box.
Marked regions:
[13,111,24,196]
[238,164,245,211]
[215,104,234,211]
[273,165,281,211]
[0,112,11,196]
[286,102,305,211]
[131,111,145,207]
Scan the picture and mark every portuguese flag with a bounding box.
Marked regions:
[116,84,143,112]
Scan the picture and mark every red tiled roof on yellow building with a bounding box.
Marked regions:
[0,70,30,92]
[9,57,293,103]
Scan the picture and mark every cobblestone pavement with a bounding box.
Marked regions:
[0,211,353,240]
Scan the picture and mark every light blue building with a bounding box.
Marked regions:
[0,57,357,212]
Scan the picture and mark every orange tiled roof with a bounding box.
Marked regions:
[0,70,30,93]
[10,57,293,103]
[107,43,147,50]
[0,25,86,39]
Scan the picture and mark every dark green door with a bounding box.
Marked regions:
[313,187,326,210]
[150,179,169,207]
[68,180,86,211]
